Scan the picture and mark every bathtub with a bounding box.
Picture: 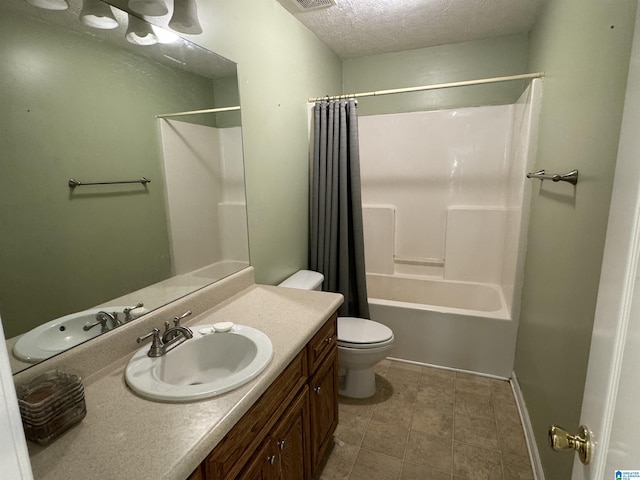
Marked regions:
[366,273,516,378]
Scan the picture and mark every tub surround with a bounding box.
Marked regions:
[14,267,343,480]
[367,272,514,377]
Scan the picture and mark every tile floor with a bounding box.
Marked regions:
[319,359,534,480]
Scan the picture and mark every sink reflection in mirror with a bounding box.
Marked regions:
[13,306,148,363]
[125,325,273,402]
[0,0,249,374]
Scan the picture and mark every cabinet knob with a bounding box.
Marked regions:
[325,336,333,344]
[277,440,286,450]
[314,386,322,395]
[267,454,277,465]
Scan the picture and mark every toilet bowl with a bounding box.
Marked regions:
[278,270,394,399]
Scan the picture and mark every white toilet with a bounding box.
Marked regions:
[278,270,394,398]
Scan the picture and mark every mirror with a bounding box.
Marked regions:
[0,0,249,374]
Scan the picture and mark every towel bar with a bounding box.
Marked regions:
[526,169,578,185]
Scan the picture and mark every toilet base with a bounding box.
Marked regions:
[339,366,376,399]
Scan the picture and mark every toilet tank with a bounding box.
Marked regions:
[278,270,324,291]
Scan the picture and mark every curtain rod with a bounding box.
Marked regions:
[307,72,544,103]
[156,105,241,119]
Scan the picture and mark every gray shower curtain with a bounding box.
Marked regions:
[310,99,370,319]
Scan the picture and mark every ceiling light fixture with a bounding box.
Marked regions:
[25,0,69,11]
[169,0,202,35]
[80,0,118,29]
[128,0,168,17]
[125,14,158,45]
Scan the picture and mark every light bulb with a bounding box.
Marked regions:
[126,14,158,46]
[80,0,118,29]
[169,0,202,35]
[26,0,69,11]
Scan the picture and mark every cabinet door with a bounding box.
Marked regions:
[187,465,205,480]
[309,349,338,475]
[235,437,279,480]
[272,387,311,480]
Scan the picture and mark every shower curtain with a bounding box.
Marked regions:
[310,99,370,318]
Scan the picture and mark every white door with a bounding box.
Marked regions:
[569,5,640,479]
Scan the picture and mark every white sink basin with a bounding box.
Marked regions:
[13,306,147,362]
[124,324,273,402]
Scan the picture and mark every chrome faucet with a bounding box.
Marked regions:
[83,311,119,332]
[123,302,144,322]
[162,311,193,343]
[136,311,193,358]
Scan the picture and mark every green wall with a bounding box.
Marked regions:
[191,0,343,285]
[342,34,529,116]
[0,10,219,337]
[514,1,637,478]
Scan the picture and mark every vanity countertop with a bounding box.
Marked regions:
[26,284,343,480]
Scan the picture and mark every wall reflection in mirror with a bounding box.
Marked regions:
[0,0,249,374]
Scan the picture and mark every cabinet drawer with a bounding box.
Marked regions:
[307,314,337,373]
[206,350,308,480]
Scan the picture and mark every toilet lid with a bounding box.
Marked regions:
[337,317,393,345]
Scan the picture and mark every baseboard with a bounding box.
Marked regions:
[511,371,545,480]
[387,356,510,381]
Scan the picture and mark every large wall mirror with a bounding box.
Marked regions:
[0,0,249,374]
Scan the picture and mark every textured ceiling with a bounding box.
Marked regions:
[280,0,546,58]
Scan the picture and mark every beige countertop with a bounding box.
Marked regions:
[23,277,342,480]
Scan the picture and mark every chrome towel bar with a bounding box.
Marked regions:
[68,177,151,188]
[526,169,578,185]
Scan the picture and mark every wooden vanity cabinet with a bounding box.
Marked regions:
[236,387,310,480]
[202,313,338,480]
[309,349,338,475]
[187,465,205,480]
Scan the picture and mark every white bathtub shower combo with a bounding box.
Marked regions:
[359,80,542,378]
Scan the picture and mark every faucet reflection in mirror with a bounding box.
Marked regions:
[1,0,248,374]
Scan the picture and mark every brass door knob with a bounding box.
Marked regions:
[548,424,592,465]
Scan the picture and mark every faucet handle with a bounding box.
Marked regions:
[173,311,192,327]
[137,328,163,357]
[123,302,144,321]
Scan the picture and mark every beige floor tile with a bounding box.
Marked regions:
[339,400,375,421]
[349,448,403,480]
[502,452,534,480]
[321,364,536,480]
[386,364,423,386]
[361,420,409,460]
[455,372,493,384]
[453,441,503,480]
[421,366,455,381]
[372,397,415,428]
[493,398,520,425]
[319,441,359,480]
[497,420,529,457]
[454,414,499,450]
[418,374,455,408]
[401,462,451,480]
[391,361,423,372]
[490,380,515,404]
[411,402,454,439]
[388,381,419,404]
[334,414,369,447]
[417,386,455,410]
[420,372,456,390]
[405,430,453,473]
[455,392,495,420]
[455,378,492,397]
